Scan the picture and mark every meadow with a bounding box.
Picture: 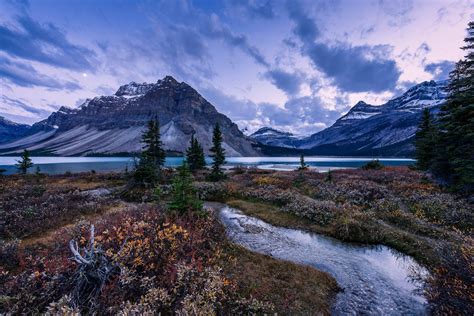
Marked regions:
[0,166,472,314]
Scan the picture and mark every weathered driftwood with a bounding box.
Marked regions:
[68,224,118,312]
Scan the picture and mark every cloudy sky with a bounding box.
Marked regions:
[0,0,472,134]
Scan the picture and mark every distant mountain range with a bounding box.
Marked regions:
[0,79,447,157]
[251,80,447,157]
[250,127,300,148]
[0,76,260,156]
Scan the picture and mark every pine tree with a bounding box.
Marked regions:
[169,162,202,214]
[209,123,226,181]
[298,154,308,170]
[433,22,474,191]
[197,140,206,170]
[415,109,437,170]
[16,149,33,174]
[186,135,206,172]
[134,118,166,186]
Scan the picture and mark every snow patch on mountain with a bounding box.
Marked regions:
[0,75,259,156]
[296,80,448,156]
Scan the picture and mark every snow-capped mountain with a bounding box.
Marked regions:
[0,76,259,156]
[250,80,447,156]
[0,116,31,144]
[250,127,300,148]
[298,80,447,156]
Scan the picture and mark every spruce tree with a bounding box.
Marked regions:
[169,161,202,214]
[134,118,166,186]
[433,22,474,191]
[209,123,226,181]
[415,109,437,170]
[16,149,33,174]
[186,135,206,172]
[298,154,308,170]
[197,140,206,170]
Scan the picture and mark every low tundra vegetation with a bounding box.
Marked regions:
[0,172,338,314]
[218,166,473,314]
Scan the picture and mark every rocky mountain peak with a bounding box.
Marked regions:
[1,75,259,156]
[115,81,155,96]
[388,80,447,110]
[160,75,179,85]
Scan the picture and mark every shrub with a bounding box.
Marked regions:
[361,159,384,170]
[0,239,20,270]
[195,182,230,201]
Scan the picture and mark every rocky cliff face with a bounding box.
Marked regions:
[0,76,259,156]
[250,80,447,157]
[0,116,31,144]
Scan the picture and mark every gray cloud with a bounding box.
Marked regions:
[0,14,97,71]
[1,95,51,117]
[201,84,344,135]
[424,60,455,81]
[286,1,320,42]
[0,56,82,90]
[201,86,259,121]
[229,0,275,19]
[378,0,414,27]
[94,85,116,96]
[264,69,304,95]
[202,16,270,67]
[286,0,401,93]
[306,43,401,92]
[284,96,342,125]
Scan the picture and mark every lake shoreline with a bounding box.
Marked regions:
[0,155,415,175]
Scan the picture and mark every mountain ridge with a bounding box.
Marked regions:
[0,116,31,144]
[0,76,260,156]
[251,80,447,157]
[2,79,447,157]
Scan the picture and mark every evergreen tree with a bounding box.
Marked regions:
[134,118,166,186]
[169,162,202,214]
[209,123,226,181]
[415,109,438,170]
[186,135,206,172]
[197,140,206,170]
[433,22,474,191]
[16,149,33,174]
[298,154,308,170]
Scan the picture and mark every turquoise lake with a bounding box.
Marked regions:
[0,156,415,175]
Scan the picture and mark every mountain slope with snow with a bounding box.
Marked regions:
[0,76,259,156]
[298,80,447,156]
[250,127,301,148]
[0,116,31,144]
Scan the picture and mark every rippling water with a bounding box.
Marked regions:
[0,156,414,175]
[216,204,428,315]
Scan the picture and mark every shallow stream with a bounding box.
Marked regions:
[215,204,428,315]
